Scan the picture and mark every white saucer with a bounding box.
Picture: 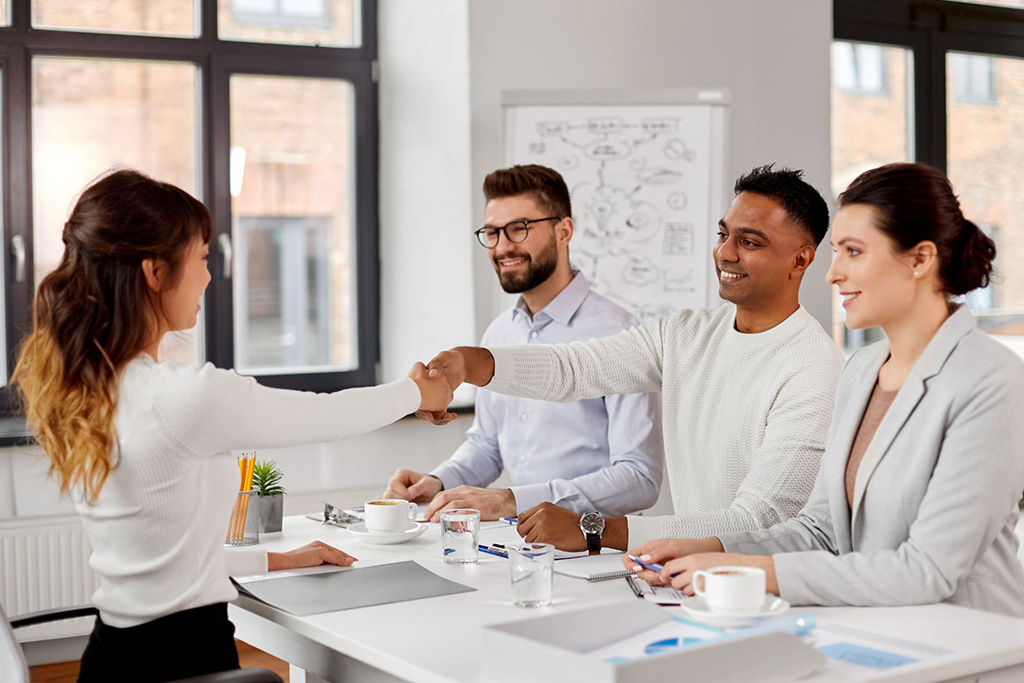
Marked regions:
[347,522,427,545]
[679,595,789,628]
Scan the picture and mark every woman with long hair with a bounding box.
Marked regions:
[625,162,1024,617]
[13,169,452,681]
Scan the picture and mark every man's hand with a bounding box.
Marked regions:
[416,347,497,426]
[267,541,357,571]
[383,469,443,504]
[423,485,516,522]
[408,361,454,413]
[516,502,584,551]
[623,537,725,585]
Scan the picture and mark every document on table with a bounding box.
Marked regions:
[232,560,475,616]
[813,619,954,671]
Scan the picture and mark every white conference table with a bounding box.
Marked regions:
[229,516,1024,683]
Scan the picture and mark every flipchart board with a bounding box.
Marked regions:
[503,89,729,320]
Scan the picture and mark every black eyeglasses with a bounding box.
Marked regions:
[474,217,561,248]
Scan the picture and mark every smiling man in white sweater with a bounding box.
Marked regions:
[422,165,846,552]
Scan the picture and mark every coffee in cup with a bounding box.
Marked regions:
[692,566,766,614]
[363,499,417,533]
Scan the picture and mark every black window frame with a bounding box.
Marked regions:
[0,0,380,421]
[834,0,1024,170]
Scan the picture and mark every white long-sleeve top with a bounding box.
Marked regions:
[486,304,845,547]
[77,355,419,628]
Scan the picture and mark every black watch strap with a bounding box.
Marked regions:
[585,531,601,555]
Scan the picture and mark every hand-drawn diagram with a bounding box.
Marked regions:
[507,104,715,320]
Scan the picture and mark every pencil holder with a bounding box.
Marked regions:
[225,489,260,546]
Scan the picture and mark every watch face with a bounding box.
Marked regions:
[580,512,605,534]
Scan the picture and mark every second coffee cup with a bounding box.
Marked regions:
[364,499,417,533]
[692,566,766,614]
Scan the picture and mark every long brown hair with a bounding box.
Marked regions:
[12,169,212,503]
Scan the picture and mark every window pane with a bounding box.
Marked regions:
[947,53,1024,349]
[831,42,913,351]
[230,75,356,375]
[946,0,1024,6]
[32,0,197,37]
[32,57,200,352]
[219,0,358,47]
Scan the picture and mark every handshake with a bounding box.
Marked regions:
[406,346,495,425]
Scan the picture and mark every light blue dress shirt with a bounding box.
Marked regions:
[430,272,664,515]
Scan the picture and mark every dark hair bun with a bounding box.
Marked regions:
[946,219,996,296]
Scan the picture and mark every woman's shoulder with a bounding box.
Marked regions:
[123,357,255,405]
[945,328,1024,388]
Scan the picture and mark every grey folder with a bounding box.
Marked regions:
[232,560,476,616]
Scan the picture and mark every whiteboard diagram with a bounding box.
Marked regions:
[505,94,727,321]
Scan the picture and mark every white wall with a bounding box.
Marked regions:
[467,0,835,336]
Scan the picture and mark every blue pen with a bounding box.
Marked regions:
[478,545,508,558]
[500,517,518,526]
[627,554,681,578]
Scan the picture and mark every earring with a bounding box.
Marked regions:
[913,271,920,278]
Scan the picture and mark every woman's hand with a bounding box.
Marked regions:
[408,361,454,413]
[624,537,724,584]
[660,552,779,596]
[267,541,357,571]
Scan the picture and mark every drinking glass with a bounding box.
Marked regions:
[440,509,480,564]
[508,542,554,607]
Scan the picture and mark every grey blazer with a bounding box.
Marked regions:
[719,306,1024,617]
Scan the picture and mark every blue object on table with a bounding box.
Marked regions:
[478,545,508,558]
[819,642,918,669]
[500,517,518,526]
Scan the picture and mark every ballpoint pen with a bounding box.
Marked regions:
[478,544,508,558]
[500,517,518,526]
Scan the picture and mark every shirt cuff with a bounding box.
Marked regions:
[508,484,548,514]
[625,514,663,548]
[428,464,461,492]
[225,545,269,577]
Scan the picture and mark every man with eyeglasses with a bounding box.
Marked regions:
[420,165,846,553]
[383,164,663,526]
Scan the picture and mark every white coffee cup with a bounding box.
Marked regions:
[363,499,417,533]
[692,566,766,615]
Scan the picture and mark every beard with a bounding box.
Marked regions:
[494,238,559,294]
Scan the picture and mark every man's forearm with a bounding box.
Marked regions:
[455,346,495,386]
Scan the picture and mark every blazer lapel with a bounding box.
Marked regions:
[850,307,978,531]
[830,346,888,553]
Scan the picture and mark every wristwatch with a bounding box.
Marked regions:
[579,511,605,555]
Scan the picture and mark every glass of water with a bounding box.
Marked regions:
[508,542,554,607]
[440,509,480,564]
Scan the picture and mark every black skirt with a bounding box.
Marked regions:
[77,602,240,683]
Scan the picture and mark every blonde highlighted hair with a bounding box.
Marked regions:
[12,169,212,503]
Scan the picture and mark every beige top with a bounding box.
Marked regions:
[845,383,899,508]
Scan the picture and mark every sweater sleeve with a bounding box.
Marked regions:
[154,363,421,458]
[224,545,269,577]
[486,319,667,402]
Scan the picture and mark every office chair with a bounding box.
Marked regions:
[1,603,283,683]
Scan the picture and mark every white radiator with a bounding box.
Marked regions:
[0,515,98,642]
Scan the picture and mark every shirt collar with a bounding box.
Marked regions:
[511,271,591,325]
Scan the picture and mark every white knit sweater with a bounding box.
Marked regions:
[76,355,420,628]
[487,304,845,547]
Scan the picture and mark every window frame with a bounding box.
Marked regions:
[0,0,379,418]
[834,0,1024,170]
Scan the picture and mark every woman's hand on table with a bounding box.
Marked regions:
[623,537,778,595]
[268,541,358,571]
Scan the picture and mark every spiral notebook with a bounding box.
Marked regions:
[553,551,629,582]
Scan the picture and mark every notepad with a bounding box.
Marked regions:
[553,551,629,581]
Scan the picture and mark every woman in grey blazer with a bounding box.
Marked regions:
[627,163,1024,617]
